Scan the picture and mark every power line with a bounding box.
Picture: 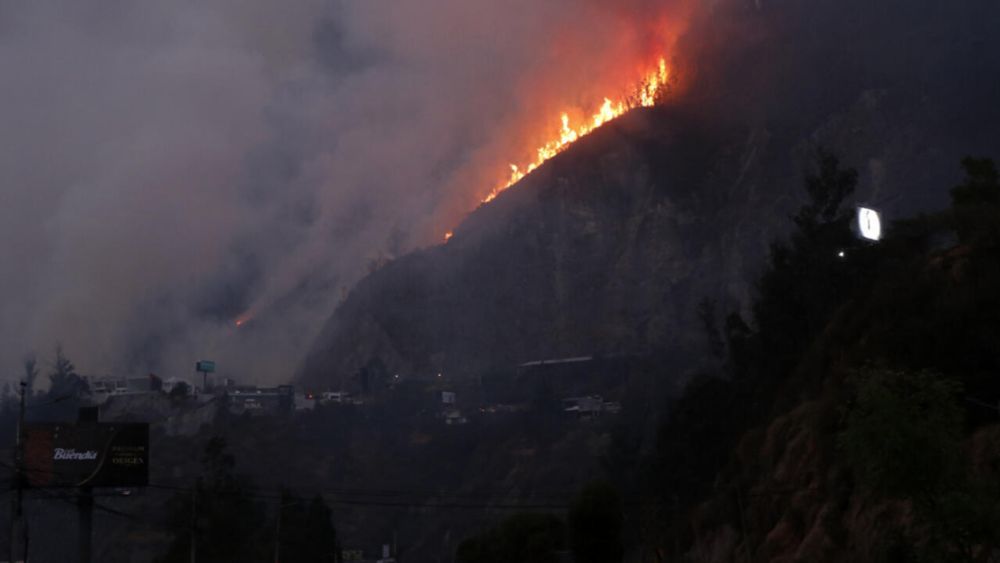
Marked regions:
[1,459,571,511]
[2,456,580,505]
[5,457,828,511]
[28,485,147,523]
[142,482,574,510]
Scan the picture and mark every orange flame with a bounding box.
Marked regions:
[481,57,670,205]
[234,312,253,328]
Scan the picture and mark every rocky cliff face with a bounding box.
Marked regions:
[298,0,1000,390]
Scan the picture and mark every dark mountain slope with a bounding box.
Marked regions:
[299,0,1000,389]
[298,107,771,386]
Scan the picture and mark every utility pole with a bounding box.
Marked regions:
[17,382,26,563]
[274,495,300,563]
[76,407,98,563]
[9,381,25,563]
[273,502,282,563]
[190,480,198,563]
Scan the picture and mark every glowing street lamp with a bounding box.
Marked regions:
[857,207,882,241]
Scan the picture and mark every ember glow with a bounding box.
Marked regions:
[482,57,670,205]
[234,312,253,328]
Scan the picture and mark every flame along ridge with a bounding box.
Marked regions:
[484,57,670,205]
[443,57,671,244]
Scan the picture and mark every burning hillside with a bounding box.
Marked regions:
[483,57,672,204]
[440,55,674,242]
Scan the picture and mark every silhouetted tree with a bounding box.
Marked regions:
[158,437,269,562]
[841,368,1000,560]
[47,344,88,399]
[841,369,964,498]
[568,481,624,563]
[22,355,38,397]
[750,149,861,384]
[646,150,866,557]
[950,157,1000,244]
[275,490,340,563]
[950,157,999,206]
[645,155,1000,560]
[456,513,566,563]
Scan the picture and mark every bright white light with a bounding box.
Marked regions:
[837,250,846,258]
[858,207,882,241]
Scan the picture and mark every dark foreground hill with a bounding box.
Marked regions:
[640,155,1000,561]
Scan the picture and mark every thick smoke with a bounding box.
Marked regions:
[0,0,693,384]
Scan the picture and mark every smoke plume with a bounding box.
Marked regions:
[0,0,694,383]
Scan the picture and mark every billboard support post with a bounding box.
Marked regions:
[78,486,93,563]
[76,407,96,563]
[195,361,216,393]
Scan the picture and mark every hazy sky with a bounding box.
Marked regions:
[0,0,693,384]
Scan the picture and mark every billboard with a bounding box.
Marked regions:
[24,423,149,488]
